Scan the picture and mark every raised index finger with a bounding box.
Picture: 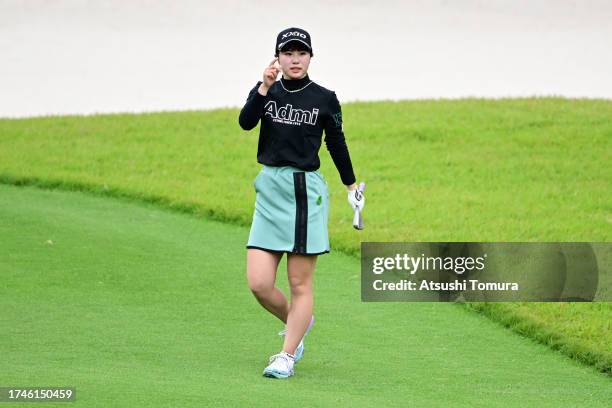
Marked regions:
[269,57,278,66]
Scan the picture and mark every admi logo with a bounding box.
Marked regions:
[264,101,319,126]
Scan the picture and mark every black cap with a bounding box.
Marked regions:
[275,27,313,57]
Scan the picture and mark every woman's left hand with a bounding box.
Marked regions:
[348,189,365,212]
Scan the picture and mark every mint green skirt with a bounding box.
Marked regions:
[246,165,330,255]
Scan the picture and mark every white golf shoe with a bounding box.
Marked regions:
[262,351,295,379]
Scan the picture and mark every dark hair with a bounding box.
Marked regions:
[279,40,313,56]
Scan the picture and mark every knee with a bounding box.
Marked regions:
[289,278,312,297]
[248,278,274,296]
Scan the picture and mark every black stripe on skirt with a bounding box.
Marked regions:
[292,172,308,253]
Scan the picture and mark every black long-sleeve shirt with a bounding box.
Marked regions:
[238,74,356,186]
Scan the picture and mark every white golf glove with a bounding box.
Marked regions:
[348,188,365,212]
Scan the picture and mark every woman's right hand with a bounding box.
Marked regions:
[259,58,280,94]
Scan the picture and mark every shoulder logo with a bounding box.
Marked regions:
[331,112,343,128]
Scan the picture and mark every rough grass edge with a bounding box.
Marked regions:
[0,173,608,376]
[0,174,361,257]
[461,302,611,376]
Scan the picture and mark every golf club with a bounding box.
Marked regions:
[352,182,366,230]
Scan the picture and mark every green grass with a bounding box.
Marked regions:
[0,97,611,376]
[1,184,610,407]
[465,302,611,374]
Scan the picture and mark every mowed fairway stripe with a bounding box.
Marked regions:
[1,184,610,407]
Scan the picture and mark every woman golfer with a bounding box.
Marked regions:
[238,27,365,379]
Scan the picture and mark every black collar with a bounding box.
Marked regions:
[280,74,311,91]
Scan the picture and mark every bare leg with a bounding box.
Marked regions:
[246,248,289,324]
[283,253,316,355]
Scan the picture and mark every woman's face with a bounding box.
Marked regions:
[278,48,311,80]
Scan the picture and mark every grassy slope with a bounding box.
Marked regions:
[0,184,610,407]
[0,97,610,374]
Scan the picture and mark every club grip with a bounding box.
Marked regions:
[355,182,366,200]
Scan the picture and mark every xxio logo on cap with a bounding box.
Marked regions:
[282,31,307,39]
